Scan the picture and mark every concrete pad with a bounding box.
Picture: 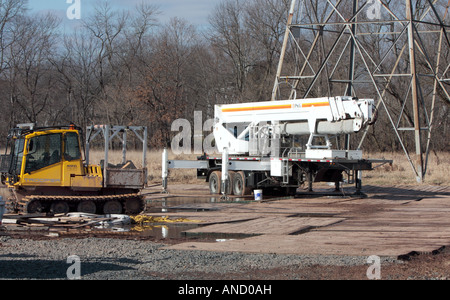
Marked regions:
[184,216,346,235]
[166,231,450,257]
[160,186,450,258]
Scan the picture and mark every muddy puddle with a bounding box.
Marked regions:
[145,195,252,213]
[1,195,288,241]
[89,222,201,240]
[133,196,250,240]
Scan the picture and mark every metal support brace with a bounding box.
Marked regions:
[85,125,149,187]
[354,170,362,195]
[221,147,230,201]
[307,170,313,192]
[162,148,169,194]
[282,160,290,184]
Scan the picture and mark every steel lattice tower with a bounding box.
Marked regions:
[272,0,450,182]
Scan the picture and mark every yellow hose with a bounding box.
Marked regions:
[131,215,202,225]
[131,215,203,232]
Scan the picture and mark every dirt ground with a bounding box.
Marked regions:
[212,249,450,280]
[2,183,450,280]
[157,238,450,280]
[2,229,449,280]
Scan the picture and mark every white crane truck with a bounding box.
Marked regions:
[162,96,390,198]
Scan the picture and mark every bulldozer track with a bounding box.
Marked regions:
[10,193,146,215]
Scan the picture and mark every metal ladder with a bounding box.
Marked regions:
[282,160,290,184]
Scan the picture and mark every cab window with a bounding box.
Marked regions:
[13,138,25,175]
[25,134,62,173]
[64,132,81,161]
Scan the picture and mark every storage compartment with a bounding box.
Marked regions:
[305,150,362,160]
[305,150,347,159]
[106,168,146,189]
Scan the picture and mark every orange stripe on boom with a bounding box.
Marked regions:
[222,104,292,113]
[302,102,330,108]
[221,101,330,113]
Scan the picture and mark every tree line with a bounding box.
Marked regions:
[0,0,448,152]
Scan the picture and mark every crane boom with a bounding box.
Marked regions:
[214,96,375,155]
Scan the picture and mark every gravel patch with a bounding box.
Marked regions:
[0,236,401,280]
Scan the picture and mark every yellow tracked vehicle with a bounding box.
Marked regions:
[0,124,148,215]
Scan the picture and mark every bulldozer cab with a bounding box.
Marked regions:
[1,124,84,187]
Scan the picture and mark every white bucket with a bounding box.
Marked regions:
[0,197,5,225]
[254,189,263,201]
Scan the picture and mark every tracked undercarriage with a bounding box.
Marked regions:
[6,188,146,215]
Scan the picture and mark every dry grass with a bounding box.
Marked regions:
[147,151,203,184]
[362,151,449,186]
[88,150,450,186]
[137,150,448,187]
[1,150,447,191]
[88,150,203,185]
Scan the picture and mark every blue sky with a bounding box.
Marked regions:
[28,0,222,33]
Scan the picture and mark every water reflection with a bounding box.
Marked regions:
[133,223,199,239]
[127,196,251,239]
[146,196,251,213]
[83,196,253,239]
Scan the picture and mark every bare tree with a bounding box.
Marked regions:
[0,0,26,75]
[0,0,447,154]
[208,0,256,102]
[52,31,100,129]
[135,17,201,148]
[80,1,159,126]
[6,12,60,125]
[245,0,291,100]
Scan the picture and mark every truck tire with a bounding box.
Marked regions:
[232,171,252,196]
[77,201,97,214]
[209,171,221,194]
[50,201,70,214]
[225,171,234,195]
[103,200,123,214]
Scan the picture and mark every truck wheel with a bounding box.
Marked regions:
[103,200,123,214]
[209,171,221,194]
[125,198,145,215]
[50,201,70,214]
[232,171,251,196]
[225,171,235,195]
[286,187,298,196]
[27,200,44,214]
[77,201,97,214]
